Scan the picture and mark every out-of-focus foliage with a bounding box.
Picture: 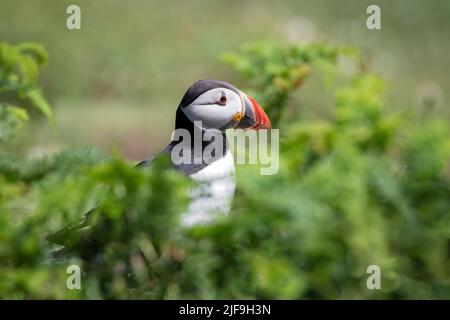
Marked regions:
[0,41,53,141]
[197,43,449,299]
[0,42,190,299]
[1,41,449,299]
[222,43,363,126]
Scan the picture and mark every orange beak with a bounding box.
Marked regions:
[235,93,271,130]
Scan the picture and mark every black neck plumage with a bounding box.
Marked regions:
[174,107,229,158]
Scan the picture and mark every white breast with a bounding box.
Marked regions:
[181,150,236,226]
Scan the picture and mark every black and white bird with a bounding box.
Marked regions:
[47,80,270,255]
[139,79,271,226]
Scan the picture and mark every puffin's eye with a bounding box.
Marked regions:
[217,95,227,106]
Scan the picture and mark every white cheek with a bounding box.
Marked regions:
[183,89,242,129]
[183,105,232,129]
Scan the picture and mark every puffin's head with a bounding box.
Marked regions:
[176,79,271,132]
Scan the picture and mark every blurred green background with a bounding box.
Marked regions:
[1,0,450,300]
[1,0,448,160]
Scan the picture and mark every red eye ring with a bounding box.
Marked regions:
[217,95,227,106]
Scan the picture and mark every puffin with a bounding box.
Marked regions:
[47,80,271,256]
[138,79,271,226]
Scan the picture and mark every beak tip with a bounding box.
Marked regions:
[248,95,271,130]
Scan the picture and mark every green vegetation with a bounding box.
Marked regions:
[1,40,448,299]
[2,0,449,158]
[0,42,53,140]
